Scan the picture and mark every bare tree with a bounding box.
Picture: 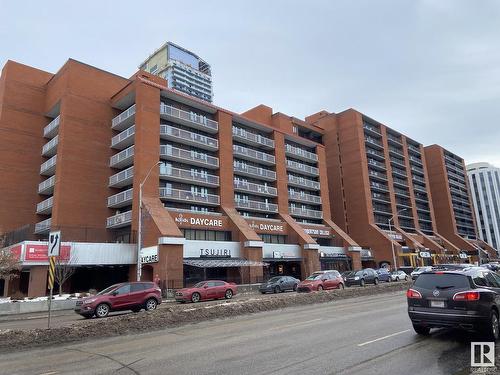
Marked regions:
[54,254,77,296]
[0,247,20,281]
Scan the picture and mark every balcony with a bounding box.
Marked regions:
[414,194,428,203]
[286,159,319,176]
[288,175,320,190]
[390,157,406,169]
[112,104,136,131]
[394,188,410,198]
[366,148,385,161]
[409,156,422,166]
[412,175,426,184]
[368,159,386,171]
[369,170,387,181]
[160,165,219,187]
[36,196,53,215]
[450,186,469,198]
[455,211,474,221]
[111,125,135,150]
[289,206,323,219]
[159,187,220,206]
[396,200,412,208]
[452,196,471,206]
[106,210,132,228]
[408,144,421,155]
[34,218,51,234]
[411,165,424,175]
[108,188,133,208]
[389,147,404,157]
[110,146,134,169]
[449,178,467,190]
[40,155,57,176]
[392,177,408,189]
[109,166,134,188]
[365,136,383,149]
[233,144,275,165]
[416,205,431,213]
[372,193,391,204]
[38,175,55,195]
[234,180,277,197]
[414,184,427,193]
[285,144,318,162]
[44,116,60,139]
[370,182,389,192]
[373,205,392,216]
[160,145,219,169]
[233,127,275,149]
[387,134,402,146]
[444,154,462,166]
[160,103,218,134]
[392,169,408,179]
[446,163,465,177]
[42,135,59,157]
[161,124,218,151]
[233,163,276,181]
[363,123,381,136]
[288,190,322,205]
[235,199,278,213]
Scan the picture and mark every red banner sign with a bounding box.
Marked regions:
[24,244,71,262]
[9,245,22,260]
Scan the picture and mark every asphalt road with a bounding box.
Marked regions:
[0,292,497,375]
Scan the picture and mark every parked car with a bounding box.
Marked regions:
[407,267,500,340]
[259,276,300,294]
[390,270,409,282]
[432,264,473,271]
[482,263,500,272]
[74,282,161,318]
[375,268,391,282]
[410,266,433,280]
[175,280,237,303]
[297,270,344,292]
[344,268,379,287]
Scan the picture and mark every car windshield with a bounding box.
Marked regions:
[194,282,207,288]
[414,273,471,290]
[306,274,322,280]
[355,270,365,276]
[97,284,120,295]
[268,277,282,283]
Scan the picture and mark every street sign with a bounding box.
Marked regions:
[459,252,468,259]
[419,251,431,258]
[48,231,61,257]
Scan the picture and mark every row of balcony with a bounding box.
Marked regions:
[389,147,403,157]
[387,134,402,145]
[34,217,52,234]
[112,104,136,131]
[161,124,218,151]
[289,206,323,219]
[234,163,276,181]
[368,159,386,171]
[235,199,278,213]
[392,168,408,179]
[233,127,274,149]
[363,123,381,136]
[38,175,55,195]
[111,125,135,150]
[107,210,132,229]
[40,155,57,176]
[160,103,218,134]
[161,165,219,187]
[369,170,387,181]
[390,156,406,169]
[408,144,421,155]
[288,190,322,205]
[160,145,219,169]
[288,174,321,190]
[409,155,423,166]
[234,180,277,197]
[36,196,53,215]
[42,135,59,157]
[110,146,135,169]
[366,148,385,160]
[159,187,220,206]
[285,144,318,163]
[365,136,383,149]
[109,166,134,188]
[286,159,319,176]
[233,144,275,165]
[44,116,60,139]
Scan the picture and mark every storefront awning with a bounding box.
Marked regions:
[183,259,270,268]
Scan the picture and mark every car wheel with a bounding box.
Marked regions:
[413,324,431,335]
[260,291,266,294]
[360,279,365,287]
[387,277,391,282]
[293,284,298,291]
[191,292,201,303]
[338,283,345,290]
[374,278,379,285]
[145,298,158,311]
[131,307,141,313]
[95,303,110,318]
[317,285,324,291]
[225,289,233,299]
[482,310,500,341]
[273,286,280,294]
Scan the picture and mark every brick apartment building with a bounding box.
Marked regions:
[0,59,495,297]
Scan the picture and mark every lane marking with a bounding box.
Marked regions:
[270,318,322,331]
[357,329,411,347]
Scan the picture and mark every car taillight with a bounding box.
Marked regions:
[453,291,480,301]
[406,289,422,299]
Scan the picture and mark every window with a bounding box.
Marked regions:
[131,283,146,293]
[115,284,131,295]
[473,272,488,287]
[215,281,225,286]
[207,281,216,287]
[485,272,500,288]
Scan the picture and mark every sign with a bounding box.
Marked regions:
[319,247,346,258]
[9,245,22,260]
[303,228,331,237]
[248,220,285,234]
[173,213,224,228]
[25,244,71,262]
[140,246,158,264]
[471,342,495,367]
[200,248,232,258]
[183,240,241,258]
[262,244,301,259]
[49,231,61,256]
[386,231,403,241]
[419,251,431,258]
[459,252,468,259]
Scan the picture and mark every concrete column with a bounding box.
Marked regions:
[301,248,320,277]
[241,247,264,283]
[154,244,183,289]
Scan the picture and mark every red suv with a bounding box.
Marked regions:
[74,282,162,318]
[175,280,237,303]
[297,270,344,292]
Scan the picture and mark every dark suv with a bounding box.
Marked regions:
[344,268,379,287]
[407,267,500,340]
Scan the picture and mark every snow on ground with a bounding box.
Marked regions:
[0,293,87,303]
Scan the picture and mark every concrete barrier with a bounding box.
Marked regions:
[0,299,76,316]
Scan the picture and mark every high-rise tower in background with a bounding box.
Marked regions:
[139,42,213,102]
[467,162,500,254]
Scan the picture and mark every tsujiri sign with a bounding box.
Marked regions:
[247,219,286,234]
[183,240,241,259]
[24,243,71,262]
[172,212,228,229]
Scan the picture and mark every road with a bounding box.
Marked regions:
[0,292,496,375]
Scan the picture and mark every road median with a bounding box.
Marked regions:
[0,281,410,352]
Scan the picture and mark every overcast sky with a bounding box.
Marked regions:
[1,0,499,166]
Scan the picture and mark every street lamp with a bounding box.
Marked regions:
[388,208,407,272]
[137,161,162,281]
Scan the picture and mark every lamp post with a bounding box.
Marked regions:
[388,208,407,272]
[137,161,162,281]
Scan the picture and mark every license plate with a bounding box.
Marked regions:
[431,300,445,308]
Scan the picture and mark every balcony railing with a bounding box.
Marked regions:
[371,182,389,191]
[233,144,275,165]
[392,177,408,187]
[288,190,322,204]
[160,103,218,133]
[160,145,219,169]
[106,210,132,228]
[36,196,53,214]
[159,187,220,206]
[412,175,426,184]
[394,188,410,197]
[387,134,402,145]
[38,175,56,195]
[414,184,427,193]
[233,127,275,149]
[235,199,278,212]
[408,144,421,155]
[389,147,404,156]
[160,165,219,187]
[288,175,321,190]
[366,148,385,160]
[34,218,51,234]
[369,170,387,181]
[363,123,381,136]
[233,163,276,181]
[285,144,318,162]
[111,125,135,149]
[286,159,319,176]
[43,116,60,139]
[109,166,134,188]
[409,155,422,166]
[161,124,218,151]
[42,135,59,157]
[368,159,386,171]
[450,186,468,197]
[112,104,136,131]
[234,180,277,196]
[108,188,133,208]
[390,157,406,168]
[411,165,424,175]
[110,146,134,169]
[392,169,408,178]
[40,155,57,176]
[365,136,383,148]
[372,193,391,204]
[289,206,323,219]
[449,178,467,190]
